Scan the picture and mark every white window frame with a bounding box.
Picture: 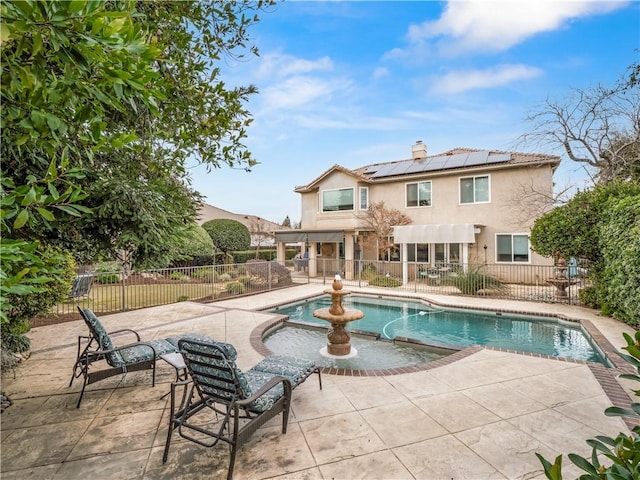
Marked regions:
[321,187,355,212]
[359,186,369,210]
[459,175,490,204]
[496,233,530,263]
[406,180,432,208]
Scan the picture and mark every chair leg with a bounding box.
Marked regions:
[76,377,88,408]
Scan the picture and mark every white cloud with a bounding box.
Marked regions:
[405,1,627,55]
[255,52,333,79]
[430,64,544,94]
[260,76,352,112]
[372,67,389,80]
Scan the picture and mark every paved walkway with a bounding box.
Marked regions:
[1,284,636,479]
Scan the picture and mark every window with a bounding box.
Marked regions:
[359,187,369,210]
[460,175,489,204]
[406,244,429,262]
[322,188,354,212]
[497,234,529,262]
[406,181,432,207]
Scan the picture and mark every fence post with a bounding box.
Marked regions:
[121,269,127,312]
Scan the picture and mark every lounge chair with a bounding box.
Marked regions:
[162,338,321,480]
[69,307,211,408]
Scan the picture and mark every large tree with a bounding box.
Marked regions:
[521,61,640,185]
[1,0,275,267]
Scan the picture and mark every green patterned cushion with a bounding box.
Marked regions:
[81,308,124,367]
[250,356,316,387]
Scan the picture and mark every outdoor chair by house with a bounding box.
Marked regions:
[68,273,94,301]
[163,338,322,480]
[70,307,212,408]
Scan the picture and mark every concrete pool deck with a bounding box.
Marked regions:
[1,284,637,479]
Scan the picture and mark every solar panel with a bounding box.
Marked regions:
[368,151,512,179]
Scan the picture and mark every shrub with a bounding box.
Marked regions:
[245,259,292,285]
[445,269,504,295]
[578,286,600,309]
[361,264,378,280]
[237,276,252,286]
[96,273,120,284]
[177,295,188,302]
[191,268,214,281]
[368,275,402,287]
[169,272,190,282]
[202,219,251,253]
[2,246,75,364]
[218,273,232,282]
[225,281,245,295]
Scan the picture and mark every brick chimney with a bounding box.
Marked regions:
[412,140,427,159]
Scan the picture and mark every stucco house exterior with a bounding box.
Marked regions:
[274,141,560,284]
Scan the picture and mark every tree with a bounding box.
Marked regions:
[521,61,640,185]
[202,219,251,257]
[247,217,274,259]
[530,181,640,323]
[166,223,214,266]
[356,201,412,260]
[1,0,275,267]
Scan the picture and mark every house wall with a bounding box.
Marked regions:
[298,161,555,279]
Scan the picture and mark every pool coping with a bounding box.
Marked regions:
[251,292,639,431]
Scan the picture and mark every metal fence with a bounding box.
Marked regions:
[44,257,589,323]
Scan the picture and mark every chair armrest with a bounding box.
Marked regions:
[83,341,158,360]
[235,375,292,408]
[106,328,142,342]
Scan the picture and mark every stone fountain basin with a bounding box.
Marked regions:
[313,308,364,324]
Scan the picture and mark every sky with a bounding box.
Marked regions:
[188,0,639,225]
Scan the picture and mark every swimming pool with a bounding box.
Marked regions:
[266,295,608,366]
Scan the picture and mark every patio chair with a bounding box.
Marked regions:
[69,307,212,408]
[68,273,94,301]
[162,338,321,480]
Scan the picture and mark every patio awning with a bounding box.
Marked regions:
[393,224,476,244]
[275,230,345,243]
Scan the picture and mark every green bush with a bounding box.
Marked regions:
[169,272,190,282]
[361,264,378,281]
[237,276,252,286]
[202,219,250,254]
[177,295,188,302]
[218,273,232,282]
[96,273,120,284]
[578,286,600,309]
[225,281,245,295]
[445,269,504,295]
[368,275,402,287]
[191,268,214,281]
[600,194,640,326]
[2,246,75,359]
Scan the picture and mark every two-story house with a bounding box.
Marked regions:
[275,141,560,284]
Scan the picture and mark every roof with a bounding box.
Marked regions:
[294,148,560,193]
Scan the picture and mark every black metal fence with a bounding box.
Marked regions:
[45,258,589,322]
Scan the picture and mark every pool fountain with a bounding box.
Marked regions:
[313,275,364,357]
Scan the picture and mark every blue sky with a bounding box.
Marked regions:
[189,1,639,225]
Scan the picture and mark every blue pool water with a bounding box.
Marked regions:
[267,295,607,366]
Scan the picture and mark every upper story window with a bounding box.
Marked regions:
[359,187,369,210]
[406,181,432,207]
[321,187,354,212]
[460,175,490,204]
[496,234,529,263]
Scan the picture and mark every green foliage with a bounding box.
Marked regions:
[600,194,640,326]
[202,219,251,254]
[177,295,189,302]
[96,273,119,284]
[244,259,292,286]
[168,224,214,264]
[191,268,214,281]
[444,269,504,295]
[368,276,402,288]
[1,245,74,355]
[169,272,189,282]
[530,182,640,261]
[361,264,378,281]
[537,331,640,478]
[225,281,245,295]
[578,286,600,309]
